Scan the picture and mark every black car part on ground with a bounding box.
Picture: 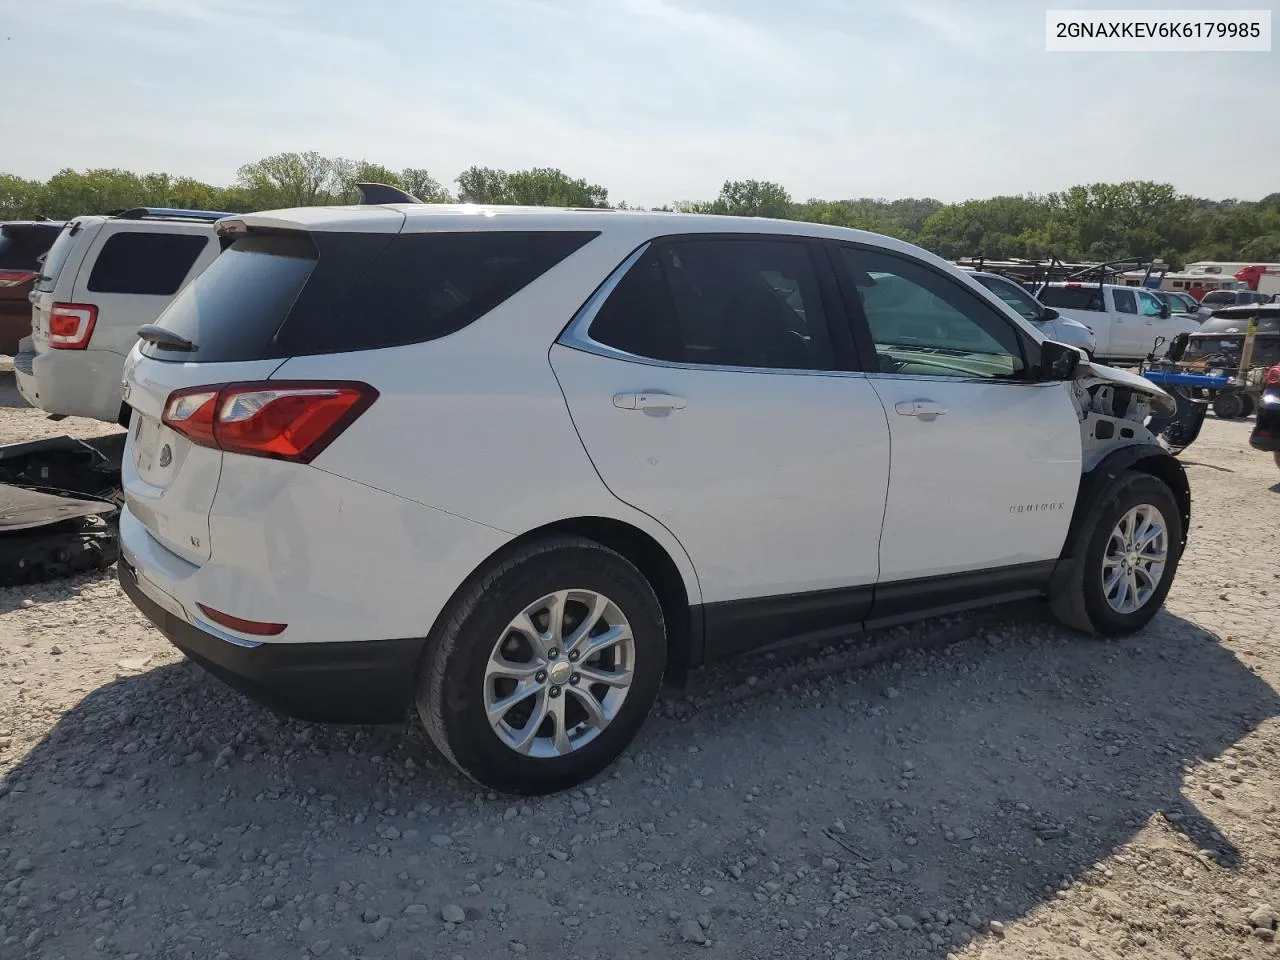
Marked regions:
[0,434,124,586]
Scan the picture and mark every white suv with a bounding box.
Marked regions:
[16,207,225,424]
[117,205,1190,795]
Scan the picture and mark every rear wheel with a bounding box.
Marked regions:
[1050,472,1183,636]
[1211,392,1246,419]
[417,537,666,795]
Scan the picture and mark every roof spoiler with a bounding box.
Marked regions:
[355,182,422,205]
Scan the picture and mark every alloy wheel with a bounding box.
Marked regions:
[1100,504,1168,615]
[483,590,635,758]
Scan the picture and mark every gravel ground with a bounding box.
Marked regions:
[2,365,1279,960]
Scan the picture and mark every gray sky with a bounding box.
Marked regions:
[4,0,1277,206]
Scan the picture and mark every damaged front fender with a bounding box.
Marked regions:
[1067,358,1178,470]
[1074,359,1176,415]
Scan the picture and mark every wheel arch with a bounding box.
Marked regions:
[1061,443,1191,567]
[1048,443,1189,633]
[439,516,702,686]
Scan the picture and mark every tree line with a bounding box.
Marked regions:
[3,151,1278,267]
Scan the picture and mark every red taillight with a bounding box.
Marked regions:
[1266,365,1280,386]
[1064,282,1082,288]
[161,381,378,463]
[196,603,287,636]
[0,269,36,288]
[48,303,98,349]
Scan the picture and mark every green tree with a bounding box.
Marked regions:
[455,166,512,204]
[0,175,45,219]
[706,179,793,219]
[399,168,451,203]
[235,151,342,209]
[455,166,608,207]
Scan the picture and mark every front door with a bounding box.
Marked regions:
[829,242,1081,616]
[551,236,892,658]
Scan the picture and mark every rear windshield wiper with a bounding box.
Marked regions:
[136,325,196,352]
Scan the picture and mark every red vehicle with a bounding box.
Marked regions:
[0,221,65,355]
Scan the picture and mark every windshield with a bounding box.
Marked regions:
[33,222,80,292]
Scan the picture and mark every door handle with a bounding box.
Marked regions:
[613,392,687,412]
[895,399,947,421]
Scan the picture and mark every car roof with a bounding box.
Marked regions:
[227,203,954,266]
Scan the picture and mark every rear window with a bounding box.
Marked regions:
[142,229,598,363]
[33,222,81,291]
[1039,286,1104,311]
[0,224,60,271]
[87,232,209,295]
[140,234,319,363]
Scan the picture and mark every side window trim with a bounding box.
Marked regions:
[560,233,856,376]
[826,239,1038,382]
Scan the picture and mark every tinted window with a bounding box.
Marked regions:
[1113,289,1137,314]
[1201,291,1236,306]
[972,275,1041,322]
[588,238,833,371]
[1039,285,1104,311]
[143,230,597,363]
[0,224,60,270]
[34,222,81,291]
[141,233,318,363]
[838,247,1025,379]
[1137,291,1163,316]
[87,232,209,295]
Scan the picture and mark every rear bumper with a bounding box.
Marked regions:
[118,556,423,724]
[14,346,128,422]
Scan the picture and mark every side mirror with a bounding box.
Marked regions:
[1039,307,1060,321]
[1167,332,1190,362]
[1158,303,1171,319]
[1039,340,1081,381]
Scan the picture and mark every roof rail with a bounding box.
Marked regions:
[355,182,422,205]
[113,207,235,222]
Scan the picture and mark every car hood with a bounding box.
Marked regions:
[1076,359,1176,415]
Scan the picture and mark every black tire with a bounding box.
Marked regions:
[1050,472,1184,636]
[1274,451,1280,473]
[1211,392,1245,419]
[1239,393,1256,418]
[416,536,666,795]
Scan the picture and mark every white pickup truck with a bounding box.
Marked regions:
[1038,282,1201,364]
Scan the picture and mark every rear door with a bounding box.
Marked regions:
[71,223,214,354]
[551,235,892,659]
[831,243,1080,605]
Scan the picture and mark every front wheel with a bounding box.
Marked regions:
[1051,472,1184,636]
[416,537,666,795]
